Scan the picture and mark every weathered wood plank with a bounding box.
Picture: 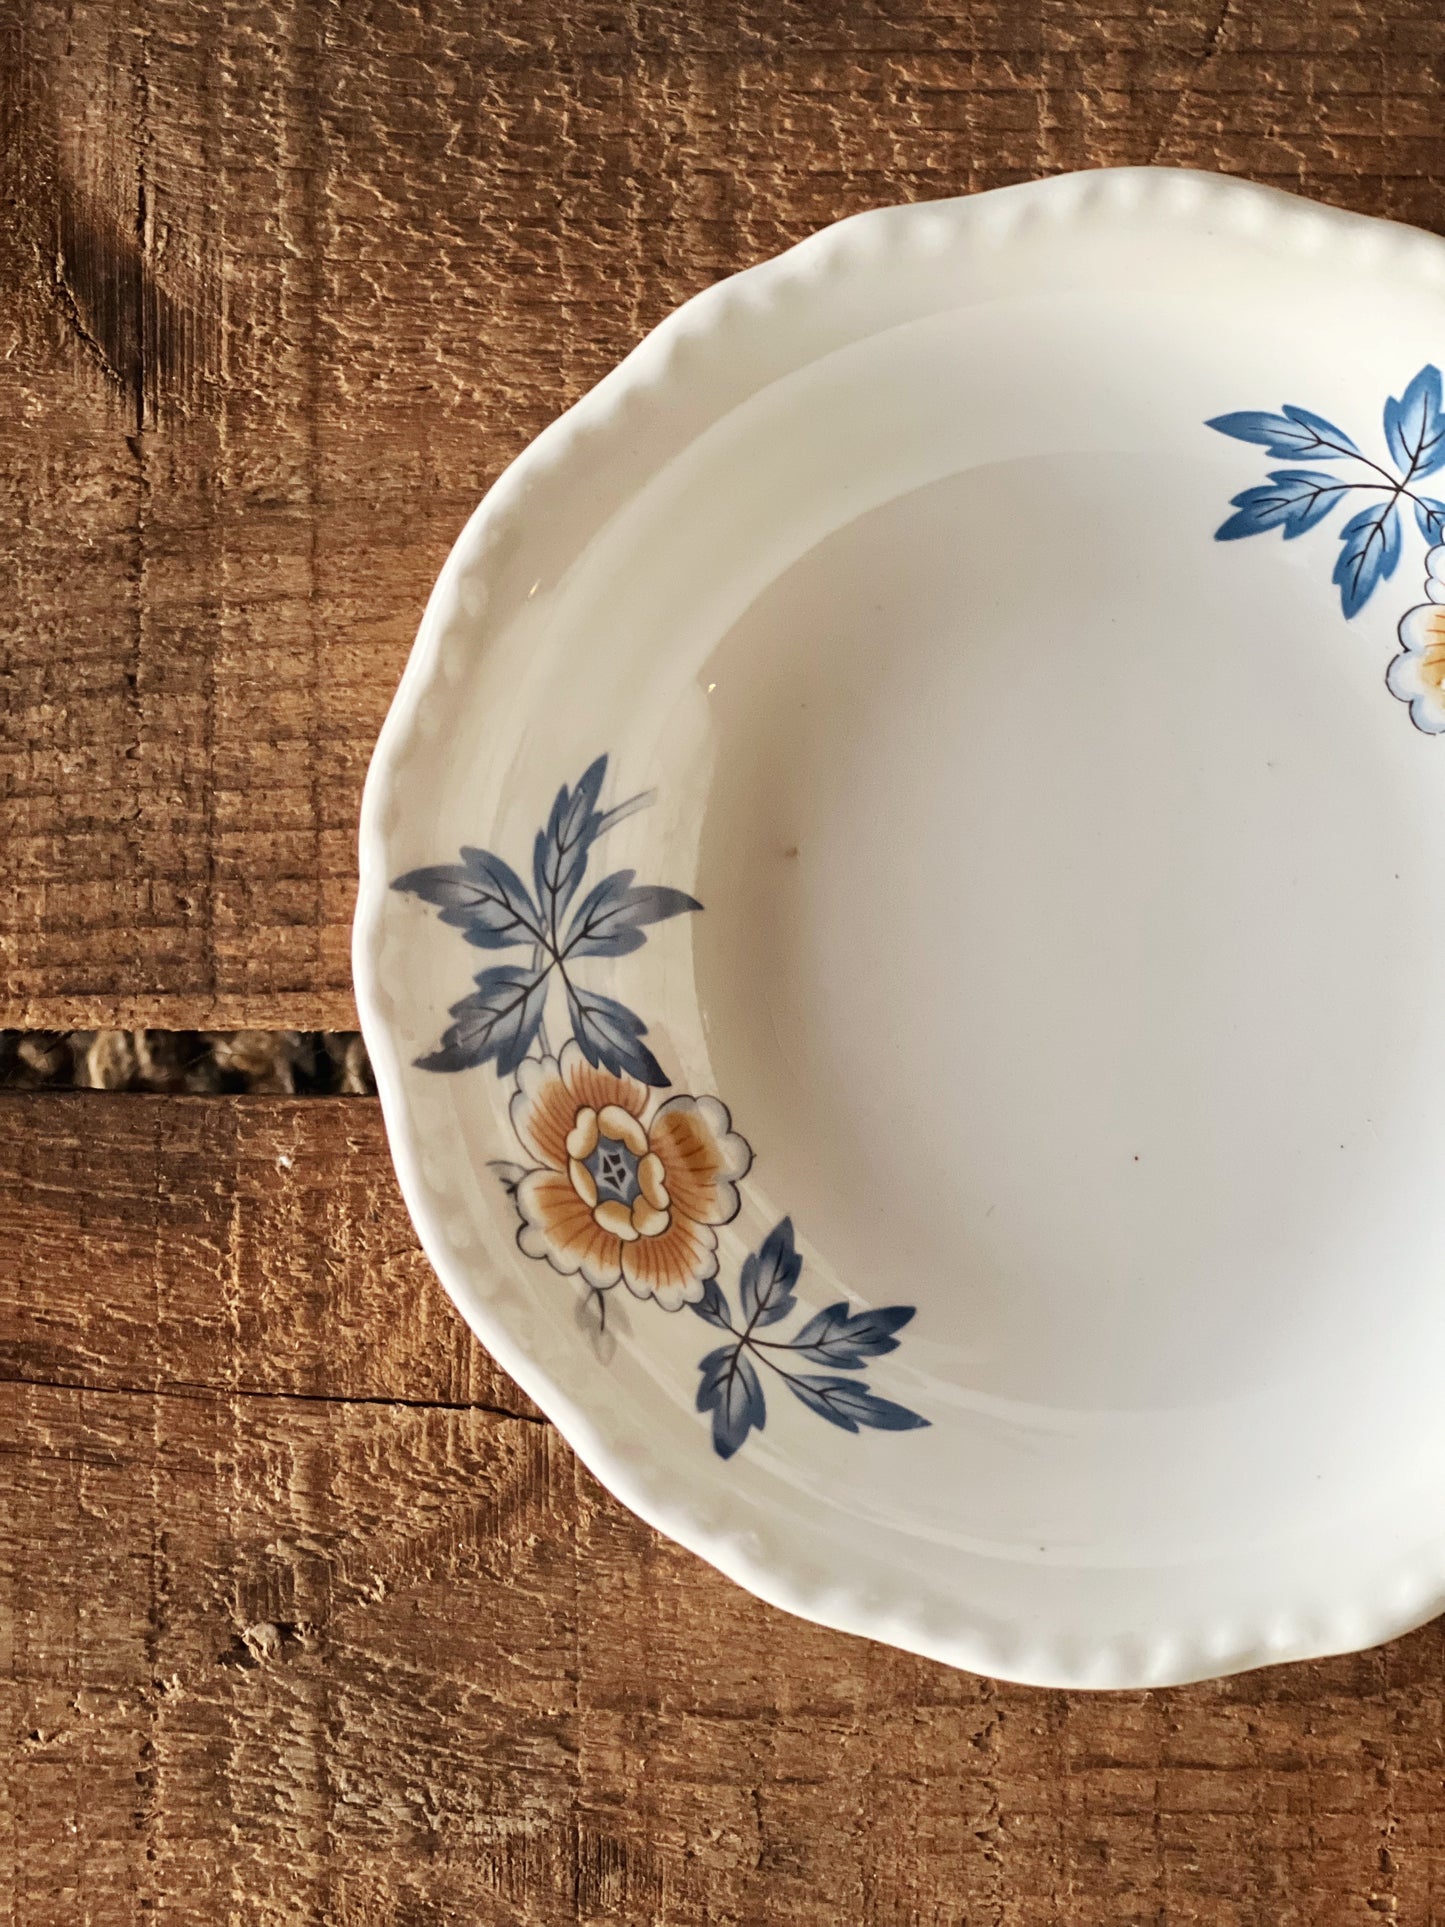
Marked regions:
[5,0,1445,1028]
[0,1093,527,1412]
[9,1379,1445,1927]
[4,1093,1445,1923]
[1,1380,577,1926]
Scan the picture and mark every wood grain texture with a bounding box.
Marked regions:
[6,1093,1445,1924]
[0,1091,525,1411]
[5,0,1445,1028]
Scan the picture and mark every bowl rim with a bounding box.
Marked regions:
[354,165,1445,1688]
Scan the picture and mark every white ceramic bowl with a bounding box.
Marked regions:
[355,168,1445,1689]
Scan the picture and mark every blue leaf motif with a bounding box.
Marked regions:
[739,1218,803,1328]
[1414,497,1445,543]
[1332,500,1402,617]
[562,869,702,960]
[690,1224,927,1455]
[393,848,544,950]
[533,754,609,939]
[1214,470,1352,543]
[1206,405,1360,461]
[691,1276,733,1332]
[564,979,668,1087]
[786,1302,916,1368]
[784,1375,930,1435]
[696,1346,734,1401]
[696,1345,766,1458]
[416,964,550,1076]
[1384,365,1445,480]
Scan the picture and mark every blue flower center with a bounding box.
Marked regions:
[586,1138,641,1207]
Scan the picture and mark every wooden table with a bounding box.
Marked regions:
[6,3,1445,1920]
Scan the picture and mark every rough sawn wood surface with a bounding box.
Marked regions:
[6,1097,1445,1925]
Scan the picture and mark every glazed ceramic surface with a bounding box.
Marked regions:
[354,169,1445,1689]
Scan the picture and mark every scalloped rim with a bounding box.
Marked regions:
[355,167,1445,1689]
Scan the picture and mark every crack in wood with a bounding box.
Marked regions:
[0,1369,547,1427]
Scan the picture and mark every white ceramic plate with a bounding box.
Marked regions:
[355,168,1445,1689]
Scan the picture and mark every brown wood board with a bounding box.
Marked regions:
[6,0,1445,1028]
[5,1094,1445,1924]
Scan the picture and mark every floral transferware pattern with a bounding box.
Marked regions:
[393,756,928,1458]
[1207,365,1445,732]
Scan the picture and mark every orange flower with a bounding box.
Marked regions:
[1388,598,1445,734]
[510,1042,753,1311]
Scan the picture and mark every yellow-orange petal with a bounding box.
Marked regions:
[598,1103,648,1157]
[515,1169,623,1289]
[569,1157,598,1207]
[630,1196,670,1238]
[637,1152,670,1210]
[566,1106,599,1160]
[651,1278,701,1313]
[594,1198,640,1242]
[509,1056,574,1171]
[649,1096,752,1227]
[621,1212,717,1301]
[1400,602,1445,656]
[559,1040,648,1121]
